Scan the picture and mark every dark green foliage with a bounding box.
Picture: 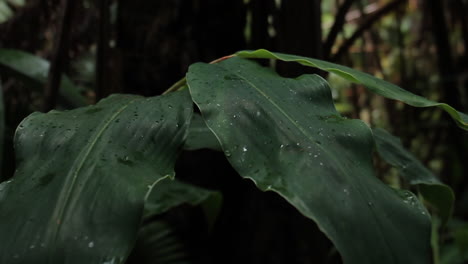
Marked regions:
[0,50,465,264]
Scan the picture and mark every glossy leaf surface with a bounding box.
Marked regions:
[373,128,454,223]
[0,48,87,108]
[0,90,192,264]
[236,49,468,130]
[187,57,431,264]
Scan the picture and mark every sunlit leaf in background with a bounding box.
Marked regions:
[0,49,87,108]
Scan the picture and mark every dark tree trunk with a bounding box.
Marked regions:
[116,0,245,96]
[427,0,468,203]
[274,0,323,77]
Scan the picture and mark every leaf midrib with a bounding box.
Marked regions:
[217,63,396,262]
[49,97,139,251]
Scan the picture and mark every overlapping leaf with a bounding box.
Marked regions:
[373,128,454,223]
[0,90,192,264]
[187,57,432,264]
[183,113,221,151]
[236,49,468,130]
[145,177,218,217]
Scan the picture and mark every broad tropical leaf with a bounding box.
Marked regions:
[0,49,87,108]
[0,90,192,264]
[236,49,468,130]
[187,57,431,264]
[373,128,454,223]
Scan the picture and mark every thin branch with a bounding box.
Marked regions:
[43,0,74,112]
[331,0,405,62]
[323,0,355,60]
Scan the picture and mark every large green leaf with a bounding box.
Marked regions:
[0,48,87,108]
[236,49,468,131]
[187,57,432,264]
[373,128,454,224]
[0,90,192,264]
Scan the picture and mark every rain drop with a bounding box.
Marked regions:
[319,162,323,166]
[88,241,94,248]
[242,147,248,152]
[224,150,232,157]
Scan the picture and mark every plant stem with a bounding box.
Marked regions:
[162,55,236,95]
[43,0,74,112]
[162,77,187,95]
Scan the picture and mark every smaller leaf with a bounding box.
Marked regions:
[145,177,219,217]
[0,48,87,108]
[183,113,221,151]
[373,127,454,223]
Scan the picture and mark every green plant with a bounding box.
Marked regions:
[0,49,466,264]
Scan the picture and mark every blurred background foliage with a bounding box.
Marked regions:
[0,0,467,263]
